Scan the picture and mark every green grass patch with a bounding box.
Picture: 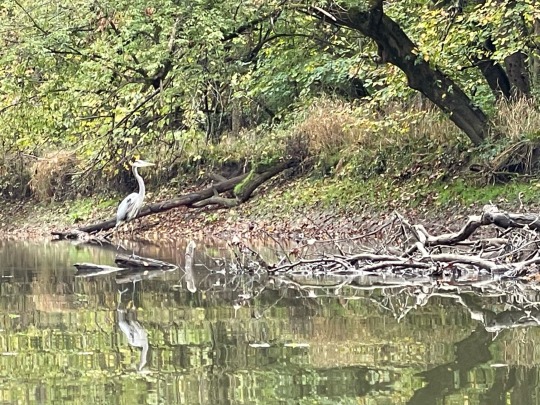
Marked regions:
[434,178,539,207]
[65,196,117,223]
[249,170,540,220]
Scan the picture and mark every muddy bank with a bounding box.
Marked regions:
[0,193,504,245]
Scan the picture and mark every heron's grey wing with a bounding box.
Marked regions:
[116,192,139,225]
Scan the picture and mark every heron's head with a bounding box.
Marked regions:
[131,159,155,168]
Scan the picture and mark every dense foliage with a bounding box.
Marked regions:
[0,0,539,197]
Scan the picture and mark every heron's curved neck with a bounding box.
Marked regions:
[132,166,145,198]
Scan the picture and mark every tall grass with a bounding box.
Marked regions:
[492,97,540,140]
[293,97,465,153]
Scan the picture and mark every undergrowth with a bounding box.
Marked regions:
[2,96,540,220]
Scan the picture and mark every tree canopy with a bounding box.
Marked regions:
[1,0,539,180]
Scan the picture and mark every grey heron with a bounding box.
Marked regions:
[116,159,155,228]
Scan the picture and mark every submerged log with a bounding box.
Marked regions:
[116,269,172,284]
[115,254,177,270]
[74,254,177,278]
[52,158,299,239]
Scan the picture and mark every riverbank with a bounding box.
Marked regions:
[2,95,540,243]
[1,172,537,243]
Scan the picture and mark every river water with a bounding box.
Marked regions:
[0,239,539,404]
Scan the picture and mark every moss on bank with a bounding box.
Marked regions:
[249,175,538,217]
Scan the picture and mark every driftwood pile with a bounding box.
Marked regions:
[229,204,540,279]
[62,199,540,282]
[63,206,540,336]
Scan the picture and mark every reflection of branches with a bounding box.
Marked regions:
[189,211,540,335]
[208,262,540,335]
[354,277,540,334]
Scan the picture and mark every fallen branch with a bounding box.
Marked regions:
[416,205,540,247]
[52,173,247,238]
[52,158,298,239]
[234,205,540,279]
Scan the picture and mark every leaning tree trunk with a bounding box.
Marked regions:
[52,159,299,239]
[314,1,489,145]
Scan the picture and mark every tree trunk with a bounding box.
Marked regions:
[472,39,512,100]
[504,51,531,99]
[314,2,489,145]
[499,0,532,99]
[475,57,511,100]
[533,19,540,89]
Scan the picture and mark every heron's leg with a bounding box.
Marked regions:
[128,221,137,257]
[115,223,129,251]
[117,287,129,309]
[132,279,137,303]
[114,223,122,250]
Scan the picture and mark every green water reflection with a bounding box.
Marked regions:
[0,240,540,404]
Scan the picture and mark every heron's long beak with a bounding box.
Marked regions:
[138,160,155,167]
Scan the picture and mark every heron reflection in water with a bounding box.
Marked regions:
[117,288,149,371]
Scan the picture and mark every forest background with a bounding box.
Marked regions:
[1,0,539,234]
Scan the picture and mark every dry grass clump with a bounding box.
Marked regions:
[479,98,540,181]
[293,98,358,155]
[407,106,460,143]
[292,97,460,158]
[29,151,78,202]
[492,97,540,140]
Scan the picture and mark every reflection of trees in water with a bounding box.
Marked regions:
[195,261,540,404]
[5,240,540,403]
[180,249,540,342]
[0,240,115,280]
